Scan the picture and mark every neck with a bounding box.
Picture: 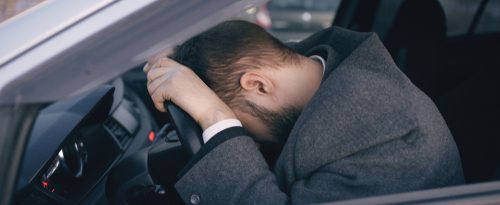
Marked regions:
[289,56,324,108]
[300,56,323,77]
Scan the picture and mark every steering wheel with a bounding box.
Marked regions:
[107,102,203,205]
[164,101,203,157]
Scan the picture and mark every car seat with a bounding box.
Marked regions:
[381,0,500,183]
[335,0,500,183]
[382,0,447,99]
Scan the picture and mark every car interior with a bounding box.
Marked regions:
[9,0,500,204]
[335,0,500,184]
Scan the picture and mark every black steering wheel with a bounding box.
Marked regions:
[164,101,203,157]
[107,102,203,205]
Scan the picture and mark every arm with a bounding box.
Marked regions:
[175,130,289,205]
[144,57,452,205]
[144,58,290,204]
[175,128,462,205]
[144,58,287,204]
[144,57,236,130]
[144,57,358,205]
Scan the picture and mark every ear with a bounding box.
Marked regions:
[240,71,274,95]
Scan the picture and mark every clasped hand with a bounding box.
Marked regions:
[143,57,236,130]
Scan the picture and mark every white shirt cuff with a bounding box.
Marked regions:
[202,119,243,143]
[309,55,326,74]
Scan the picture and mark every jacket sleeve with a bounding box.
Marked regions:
[174,126,289,205]
[174,125,463,205]
[173,126,382,205]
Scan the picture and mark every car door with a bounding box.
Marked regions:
[0,0,268,204]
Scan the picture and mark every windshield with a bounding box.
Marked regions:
[0,0,269,104]
[268,0,340,11]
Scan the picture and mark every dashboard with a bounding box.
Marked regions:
[14,78,158,205]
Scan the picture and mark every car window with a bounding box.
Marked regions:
[438,0,500,36]
[438,0,481,36]
[236,0,341,42]
[476,0,500,34]
[0,0,46,23]
[268,0,339,11]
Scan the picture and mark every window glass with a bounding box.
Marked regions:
[236,0,341,42]
[476,0,500,34]
[269,0,339,11]
[438,0,480,36]
[0,0,47,23]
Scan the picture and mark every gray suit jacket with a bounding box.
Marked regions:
[175,27,464,204]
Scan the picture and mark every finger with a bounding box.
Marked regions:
[164,48,174,58]
[144,57,174,73]
[147,75,169,95]
[150,57,178,70]
[154,48,175,60]
[147,54,165,68]
[149,48,173,64]
[143,62,151,73]
[147,66,170,82]
[151,89,168,112]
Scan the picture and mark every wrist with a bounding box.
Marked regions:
[197,107,236,130]
[202,119,242,143]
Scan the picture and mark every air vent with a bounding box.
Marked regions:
[104,117,130,146]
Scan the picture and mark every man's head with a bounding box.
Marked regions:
[171,20,323,143]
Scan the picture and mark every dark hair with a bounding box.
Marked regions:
[170,20,300,106]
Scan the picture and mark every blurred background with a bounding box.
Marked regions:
[0,0,45,23]
[236,0,341,42]
[3,0,498,42]
[234,0,500,43]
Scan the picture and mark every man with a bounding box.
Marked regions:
[144,21,464,204]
